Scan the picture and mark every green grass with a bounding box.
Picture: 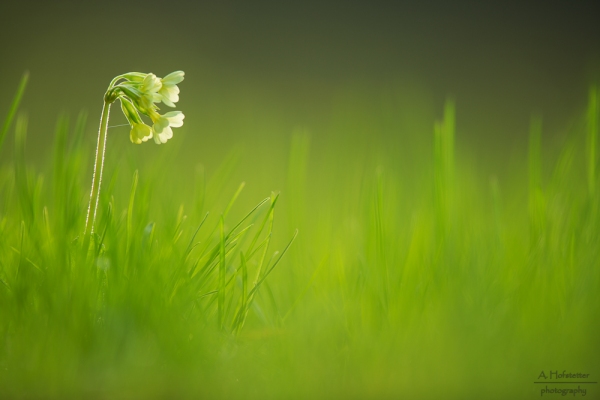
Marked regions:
[0,74,599,399]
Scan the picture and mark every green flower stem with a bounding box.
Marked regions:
[84,100,111,241]
[80,70,185,251]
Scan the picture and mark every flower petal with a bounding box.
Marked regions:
[160,85,179,98]
[159,86,180,107]
[130,130,141,144]
[161,96,176,108]
[165,111,185,127]
[130,123,152,144]
[143,73,162,93]
[162,71,185,85]
[162,126,173,140]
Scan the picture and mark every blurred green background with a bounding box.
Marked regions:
[1,1,599,399]
[1,0,599,167]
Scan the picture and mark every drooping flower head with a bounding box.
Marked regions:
[84,70,187,239]
[106,71,185,144]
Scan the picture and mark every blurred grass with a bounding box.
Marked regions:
[0,71,28,155]
[0,74,599,399]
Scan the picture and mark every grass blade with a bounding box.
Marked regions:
[0,71,29,155]
[223,181,245,219]
[14,114,33,224]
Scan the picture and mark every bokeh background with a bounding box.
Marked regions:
[1,1,600,398]
[1,0,599,168]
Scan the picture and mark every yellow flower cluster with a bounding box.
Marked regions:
[107,71,185,144]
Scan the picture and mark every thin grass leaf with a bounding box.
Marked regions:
[0,71,29,154]
[252,194,279,288]
[10,247,41,272]
[0,273,10,292]
[247,235,270,261]
[184,212,210,260]
[247,194,279,260]
[198,290,218,300]
[233,251,248,333]
[223,181,245,219]
[236,229,298,332]
[189,197,269,278]
[172,204,187,244]
[193,224,255,289]
[14,114,33,224]
[253,229,298,295]
[226,197,270,242]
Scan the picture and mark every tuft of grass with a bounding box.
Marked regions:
[0,73,598,399]
[0,74,298,398]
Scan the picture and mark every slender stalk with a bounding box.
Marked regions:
[84,101,111,240]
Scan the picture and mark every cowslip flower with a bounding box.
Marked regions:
[148,109,185,144]
[110,71,185,144]
[117,71,184,109]
[84,70,186,240]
